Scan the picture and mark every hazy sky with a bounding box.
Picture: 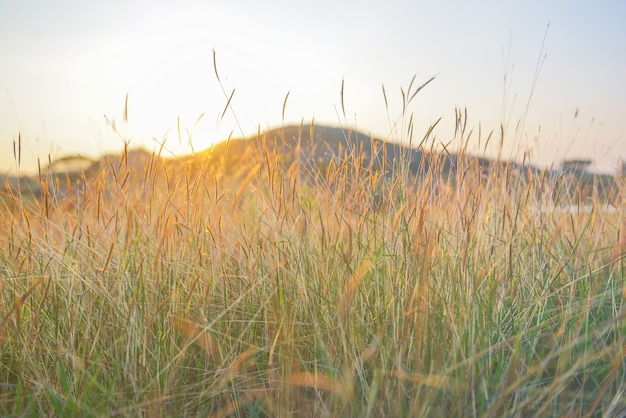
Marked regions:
[1,0,625,174]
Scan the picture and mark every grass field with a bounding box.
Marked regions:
[1,118,625,417]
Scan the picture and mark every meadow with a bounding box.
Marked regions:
[1,111,626,417]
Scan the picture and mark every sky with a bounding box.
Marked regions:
[1,0,625,175]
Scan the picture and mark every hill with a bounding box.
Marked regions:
[1,123,621,203]
[176,123,539,181]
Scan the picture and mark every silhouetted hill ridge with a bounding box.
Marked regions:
[1,124,620,201]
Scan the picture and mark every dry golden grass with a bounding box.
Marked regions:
[1,110,625,416]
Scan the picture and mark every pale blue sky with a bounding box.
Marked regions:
[1,0,625,174]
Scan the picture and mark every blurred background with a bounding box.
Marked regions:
[1,0,625,174]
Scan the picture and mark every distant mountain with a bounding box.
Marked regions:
[178,124,421,176]
[1,123,620,201]
[178,123,539,182]
[0,148,157,196]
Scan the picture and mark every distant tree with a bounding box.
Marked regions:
[561,159,592,173]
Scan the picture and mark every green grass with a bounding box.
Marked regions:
[1,115,625,417]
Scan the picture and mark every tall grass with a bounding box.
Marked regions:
[1,113,625,416]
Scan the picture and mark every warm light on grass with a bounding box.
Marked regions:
[1,79,625,416]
